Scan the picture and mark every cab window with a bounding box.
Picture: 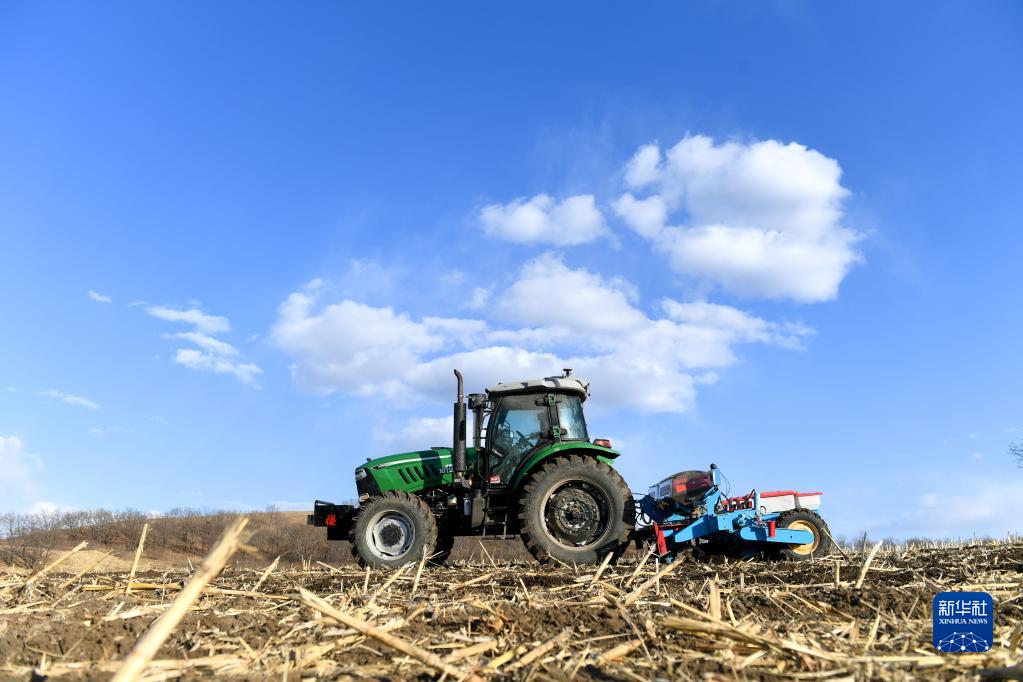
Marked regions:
[557,396,588,440]
[490,395,550,480]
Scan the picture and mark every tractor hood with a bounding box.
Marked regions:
[357,447,477,495]
[364,446,477,471]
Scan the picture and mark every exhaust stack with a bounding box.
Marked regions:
[452,369,467,482]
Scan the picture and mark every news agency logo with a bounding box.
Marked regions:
[933,592,993,653]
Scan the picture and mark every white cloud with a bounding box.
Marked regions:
[662,299,811,350]
[166,332,239,356]
[614,135,860,302]
[87,290,112,303]
[479,194,608,246]
[623,143,662,188]
[146,306,230,334]
[493,253,645,337]
[40,389,99,410]
[895,478,1023,538]
[374,415,457,453]
[466,286,491,310]
[272,290,470,397]
[612,193,667,239]
[0,436,42,510]
[272,254,810,413]
[147,304,262,386]
[174,349,263,386]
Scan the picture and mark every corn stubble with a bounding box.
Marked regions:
[1,533,1021,681]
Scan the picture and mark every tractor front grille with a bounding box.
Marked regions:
[397,466,421,484]
[395,462,442,484]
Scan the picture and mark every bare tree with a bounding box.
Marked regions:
[1011,441,1023,467]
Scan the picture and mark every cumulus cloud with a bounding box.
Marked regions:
[272,290,483,397]
[662,300,811,350]
[614,135,860,302]
[148,305,261,386]
[372,415,475,454]
[479,194,608,246]
[493,253,645,338]
[146,306,230,334]
[40,389,99,410]
[272,254,810,412]
[87,290,112,303]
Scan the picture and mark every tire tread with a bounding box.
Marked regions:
[349,490,439,568]
[517,455,634,565]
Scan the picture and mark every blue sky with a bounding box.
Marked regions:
[1,2,1021,540]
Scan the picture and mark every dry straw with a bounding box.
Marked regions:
[1,535,1020,680]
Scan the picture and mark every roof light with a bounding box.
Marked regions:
[593,438,612,448]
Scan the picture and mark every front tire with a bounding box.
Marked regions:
[350,491,439,569]
[518,455,635,565]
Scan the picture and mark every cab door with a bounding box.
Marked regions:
[486,394,552,487]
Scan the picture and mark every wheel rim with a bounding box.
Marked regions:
[367,511,415,560]
[540,479,612,549]
[786,520,820,556]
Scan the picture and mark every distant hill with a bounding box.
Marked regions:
[0,507,532,571]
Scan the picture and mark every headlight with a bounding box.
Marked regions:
[355,468,368,480]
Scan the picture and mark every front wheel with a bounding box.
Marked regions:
[518,455,635,565]
[350,491,439,569]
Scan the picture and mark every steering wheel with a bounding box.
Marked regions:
[511,429,531,450]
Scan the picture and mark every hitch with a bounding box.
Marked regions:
[308,500,357,540]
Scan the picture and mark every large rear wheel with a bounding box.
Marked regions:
[350,491,439,569]
[518,455,635,565]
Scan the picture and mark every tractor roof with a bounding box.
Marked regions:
[486,375,590,401]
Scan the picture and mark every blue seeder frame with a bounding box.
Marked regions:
[638,465,815,562]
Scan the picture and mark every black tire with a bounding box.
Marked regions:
[518,455,635,565]
[350,491,439,569]
[429,530,456,566]
[775,509,832,561]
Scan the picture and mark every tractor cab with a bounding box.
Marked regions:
[471,371,593,487]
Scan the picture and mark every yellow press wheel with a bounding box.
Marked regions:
[776,510,832,561]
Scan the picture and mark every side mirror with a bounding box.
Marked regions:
[468,393,487,409]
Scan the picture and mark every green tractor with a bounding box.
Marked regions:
[309,369,635,568]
